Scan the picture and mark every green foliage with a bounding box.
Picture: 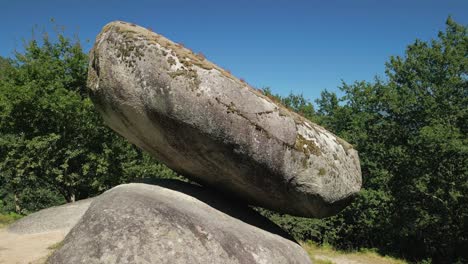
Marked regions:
[261,87,317,121]
[0,212,22,228]
[0,28,181,214]
[301,240,407,264]
[377,18,467,263]
[0,57,12,81]
[260,18,467,263]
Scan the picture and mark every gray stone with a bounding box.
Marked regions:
[8,198,93,234]
[48,182,312,264]
[88,21,362,217]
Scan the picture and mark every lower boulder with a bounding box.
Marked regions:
[8,198,92,234]
[48,181,311,264]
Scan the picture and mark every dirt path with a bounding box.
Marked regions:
[0,229,67,264]
[315,254,361,264]
[0,199,93,264]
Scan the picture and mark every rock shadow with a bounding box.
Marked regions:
[134,178,298,244]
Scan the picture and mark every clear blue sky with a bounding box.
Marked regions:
[1,0,467,101]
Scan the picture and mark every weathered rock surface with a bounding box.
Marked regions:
[48,182,312,264]
[88,21,362,217]
[8,198,93,234]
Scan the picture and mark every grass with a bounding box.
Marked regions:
[0,212,22,228]
[301,241,407,264]
[47,241,64,250]
[45,240,65,263]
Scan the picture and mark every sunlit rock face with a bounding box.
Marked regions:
[87,21,362,218]
[48,182,312,264]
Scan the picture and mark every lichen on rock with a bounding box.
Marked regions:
[87,21,362,218]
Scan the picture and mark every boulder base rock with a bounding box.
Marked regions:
[48,182,312,264]
[88,21,362,217]
[8,198,92,234]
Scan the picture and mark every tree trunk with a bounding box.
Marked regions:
[14,193,20,213]
[70,193,76,203]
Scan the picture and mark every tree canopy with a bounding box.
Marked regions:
[0,31,180,213]
[263,17,467,264]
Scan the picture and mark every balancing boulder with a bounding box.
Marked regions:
[87,21,362,217]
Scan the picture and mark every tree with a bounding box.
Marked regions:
[315,17,467,263]
[0,28,180,214]
[0,57,12,80]
[381,17,467,263]
[260,17,467,263]
[262,87,317,121]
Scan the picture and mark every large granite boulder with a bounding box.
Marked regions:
[48,182,312,264]
[8,198,92,234]
[88,21,362,217]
